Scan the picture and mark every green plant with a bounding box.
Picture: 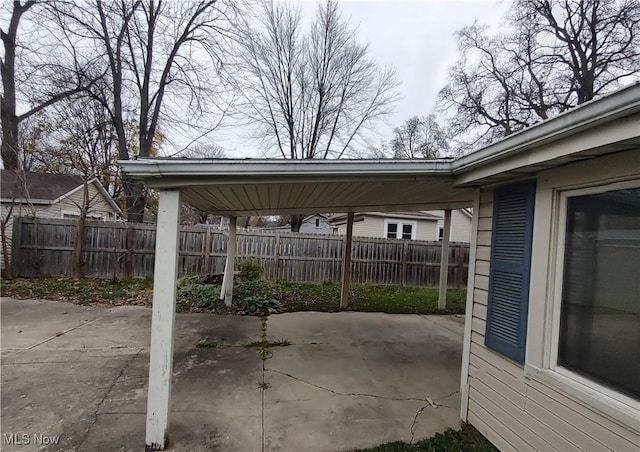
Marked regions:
[233,278,273,301]
[195,341,220,349]
[176,276,221,312]
[237,259,264,281]
[240,295,281,316]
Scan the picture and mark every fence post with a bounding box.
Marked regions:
[457,245,465,287]
[125,224,135,277]
[274,233,281,280]
[10,216,23,277]
[401,241,409,286]
[340,213,354,309]
[203,227,212,274]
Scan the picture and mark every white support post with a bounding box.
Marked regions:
[220,216,237,306]
[340,212,354,309]
[145,189,181,451]
[438,209,452,310]
[460,191,480,421]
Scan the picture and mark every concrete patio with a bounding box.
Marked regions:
[1,297,463,451]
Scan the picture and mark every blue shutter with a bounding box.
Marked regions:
[485,180,536,362]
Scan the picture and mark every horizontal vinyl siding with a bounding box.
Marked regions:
[415,219,437,241]
[54,183,117,219]
[466,188,639,452]
[335,216,438,240]
[435,209,472,243]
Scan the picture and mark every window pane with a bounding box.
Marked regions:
[402,224,412,239]
[387,223,397,239]
[558,188,640,400]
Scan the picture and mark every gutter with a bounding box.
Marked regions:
[119,158,455,179]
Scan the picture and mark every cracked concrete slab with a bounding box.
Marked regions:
[1,298,462,451]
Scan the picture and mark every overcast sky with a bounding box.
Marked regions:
[212,0,511,158]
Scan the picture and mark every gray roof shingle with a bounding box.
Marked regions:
[1,170,85,201]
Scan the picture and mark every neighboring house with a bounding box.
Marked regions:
[119,83,640,451]
[250,214,332,234]
[330,210,472,242]
[298,213,332,234]
[0,171,121,270]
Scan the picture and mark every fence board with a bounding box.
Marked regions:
[11,217,469,287]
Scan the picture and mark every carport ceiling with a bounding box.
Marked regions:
[122,159,475,215]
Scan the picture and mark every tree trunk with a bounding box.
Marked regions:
[124,177,146,223]
[290,214,304,232]
[0,2,33,170]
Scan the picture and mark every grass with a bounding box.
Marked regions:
[1,277,466,315]
[275,281,466,314]
[352,424,497,452]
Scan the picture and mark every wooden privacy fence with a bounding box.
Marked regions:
[11,217,470,287]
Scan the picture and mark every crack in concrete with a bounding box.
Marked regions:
[409,390,460,444]
[5,315,105,358]
[259,318,267,452]
[265,367,454,404]
[74,348,144,451]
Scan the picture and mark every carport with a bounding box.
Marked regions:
[121,158,478,450]
[119,85,640,451]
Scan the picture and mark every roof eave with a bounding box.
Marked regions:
[452,83,640,175]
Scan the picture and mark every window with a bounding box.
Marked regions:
[315,218,320,227]
[485,180,536,362]
[386,222,398,239]
[557,188,640,400]
[438,227,444,241]
[385,219,416,240]
[402,224,413,240]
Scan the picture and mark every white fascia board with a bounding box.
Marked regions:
[118,159,455,181]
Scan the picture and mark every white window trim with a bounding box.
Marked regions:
[383,218,417,240]
[525,160,640,433]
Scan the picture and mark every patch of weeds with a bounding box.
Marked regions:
[176,276,221,313]
[239,295,281,316]
[233,279,274,302]
[237,259,264,281]
[257,382,271,390]
[195,341,220,349]
[244,338,291,348]
[351,424,497,452]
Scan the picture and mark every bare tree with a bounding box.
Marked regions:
[437,0,640,152]
[1,1,93,170]
[239,0,399,160]
[52,0,238,222]
[0,170,36,277]
[390,115,449,159]
[238,0,399,230]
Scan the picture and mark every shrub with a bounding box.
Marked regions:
[176,276,221,312]
[240,295,282,316]
[237,259,264,281]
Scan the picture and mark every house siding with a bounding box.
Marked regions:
[334,215,439,240]
[433,209,472,242]
[465,187,639,451]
